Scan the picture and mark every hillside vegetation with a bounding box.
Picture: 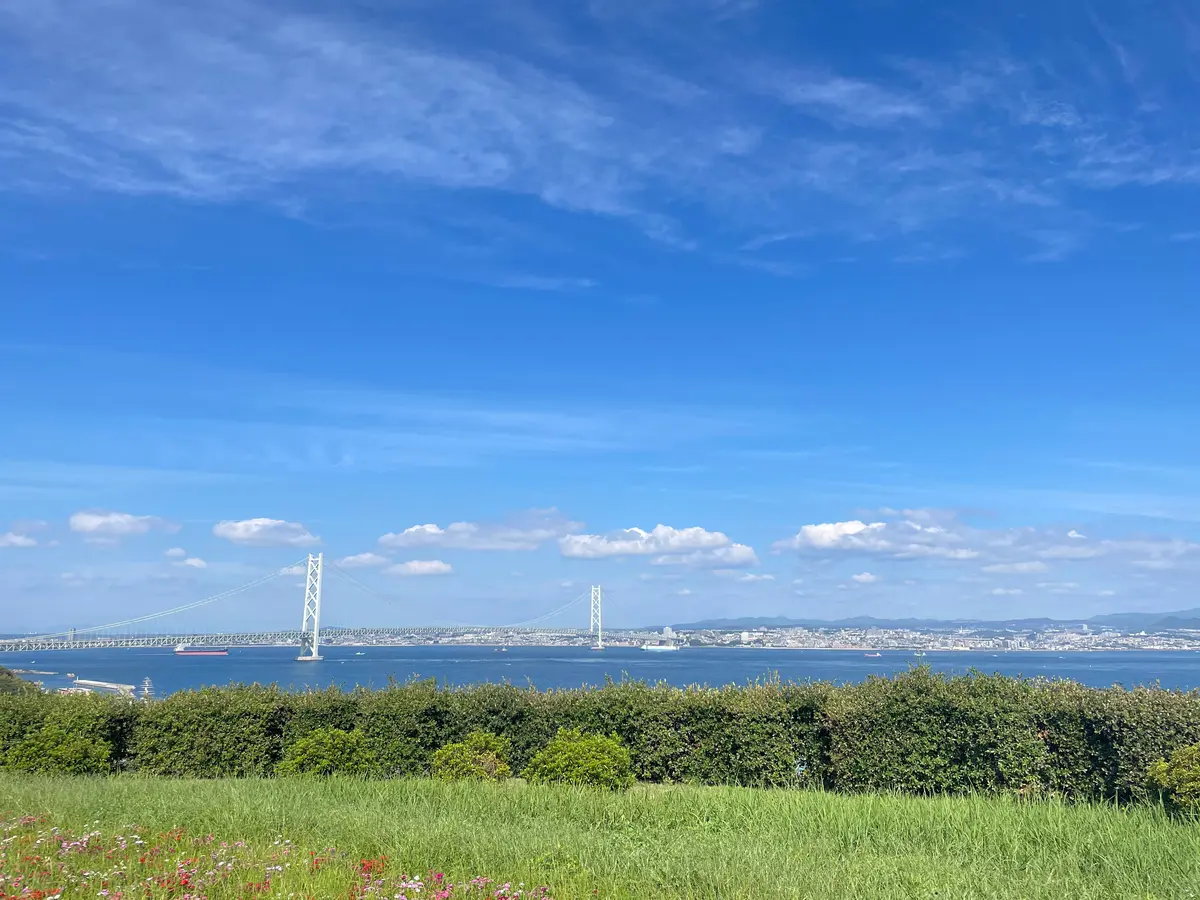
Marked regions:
[0,665,33,695]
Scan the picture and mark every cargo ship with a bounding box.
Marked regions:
[174,644,229,656]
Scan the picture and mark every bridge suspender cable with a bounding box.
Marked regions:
[324,560,592,630]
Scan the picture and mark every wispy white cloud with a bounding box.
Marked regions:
[0,532,37,548]
[381,510,581,551]
[2,0,1198,261]
[719,571,774,583]
[981,561,1049,574]
[492,274,597,291]
[850,571,878,584]
[336,552,390,568]
[385,559,453,576]
[650,544,759,568]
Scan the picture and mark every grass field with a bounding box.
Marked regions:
[2,776,1199,899]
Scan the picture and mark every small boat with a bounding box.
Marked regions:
[174,644,229,656]
[864,652,882,658]
[354,651,365,656]
[494,647,508,652]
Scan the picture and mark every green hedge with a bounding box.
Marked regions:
[3,668,1200,803]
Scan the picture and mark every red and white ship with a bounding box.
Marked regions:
[174,644,229,656]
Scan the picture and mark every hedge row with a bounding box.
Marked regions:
[3,668,1199,803]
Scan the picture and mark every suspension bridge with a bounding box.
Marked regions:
[0,555,649,655]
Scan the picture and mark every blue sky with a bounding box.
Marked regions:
[3,0,1200,632]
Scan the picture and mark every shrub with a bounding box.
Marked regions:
[523,728,633,791]
[1148,742,1200,813]
[823,668,1048,795]
[133,685,289,777]
[4,723,112,775]
[277,727,375,777]
[432,731,512,782]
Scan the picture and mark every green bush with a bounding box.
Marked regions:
[523,728,633,791]
[1148,742,1200,813]
[4,722,112,775]
[823,669,1048,795]
[5,668,1200,803]
[133,685,288,777]
[431,731,512,782]
[277,727,375,777]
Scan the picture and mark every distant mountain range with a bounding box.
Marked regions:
[662,607,1200,633]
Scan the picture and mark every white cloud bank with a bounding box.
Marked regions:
[336,552,390,568]
[561,524,736,558]
[775,509,1200,575]
[213,518,319,547]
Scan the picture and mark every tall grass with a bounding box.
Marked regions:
[2,775,1198,899]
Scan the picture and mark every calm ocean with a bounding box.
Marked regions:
[7,645,1200,695]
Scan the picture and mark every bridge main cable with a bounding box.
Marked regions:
[11,561,307,642]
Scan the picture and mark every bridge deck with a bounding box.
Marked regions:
[0,626,650,652]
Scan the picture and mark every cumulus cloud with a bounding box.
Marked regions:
[851,572,878,584]
[336,552,391,568]
[386,560,453,576]
[380,510,580,551]
[981,561,1048,574]
[1067,529,1087,539]
[560,524,732,559]
[69,510,170,541]
[774,515,978,559]
[0,532,37,548]
[991,587,1023,596]
[175,557,207,569]
[213,518,319,547]
[164,547,188,558]
[650,544,760,568]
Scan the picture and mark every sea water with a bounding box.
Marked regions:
[7,645,1200,696]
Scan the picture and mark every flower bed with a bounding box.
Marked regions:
[0,817,553,900]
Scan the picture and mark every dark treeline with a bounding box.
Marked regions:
[2,668,1199,803]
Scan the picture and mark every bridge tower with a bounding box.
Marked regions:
[297,553,323,661]
[590,585,604,650]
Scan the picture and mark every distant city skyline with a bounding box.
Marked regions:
[3,0,1200,631]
